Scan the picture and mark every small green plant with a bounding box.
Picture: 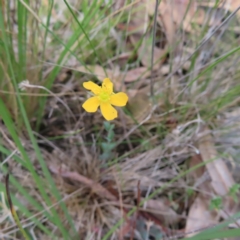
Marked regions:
[209,196,222,210]
[100,121,116,162]
[229,184,240,203]
[186,188,194,197]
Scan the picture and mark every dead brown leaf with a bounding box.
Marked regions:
[126,90,152,123]
[77,65,125,91]
[128,0,148,35]
[185,154,219,237]
[138,37,166,69]
[142,197,180,225]
[158,0,205,43]
[146,0,157,16]
[123,67,151,82]
[125,0,166,69]
[198,127,235,196]
[197,127,239,220]
[189,154,205,182]
[185,194,218,237]
[77,64,116,79]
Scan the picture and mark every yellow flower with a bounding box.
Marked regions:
[82,78,128,121]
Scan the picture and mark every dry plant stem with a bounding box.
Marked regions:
[172,50,240,101]
[113,171,125,239]
[191,9,230,95]
[150,0,159,98]
[1,149,19,167]
[130,181,141,240]
[116,105,157,146]
[221,208,240,229]
[162,5,240,87]
[19,81,76,121]
[49,165,117,201]
[2,188,83,234]
[0,127,17,150]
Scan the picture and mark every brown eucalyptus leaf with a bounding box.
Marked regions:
[185,194,218,238]
[198,127,235,196]
[138,39,166,69]
[77,65,124,91]
[123,67,150,82]
[126,91,152,122]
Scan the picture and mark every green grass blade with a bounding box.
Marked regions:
[0,4,76,237]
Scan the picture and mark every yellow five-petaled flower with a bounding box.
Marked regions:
[82,78,128,121]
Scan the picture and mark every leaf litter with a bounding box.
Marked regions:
[2,0,240,239]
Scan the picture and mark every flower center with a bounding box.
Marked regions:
[99,91,110,102]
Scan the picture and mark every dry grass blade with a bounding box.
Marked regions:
[200,0,240,17]
[49,166,117,201]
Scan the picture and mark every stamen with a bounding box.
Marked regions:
[99,91,110,102]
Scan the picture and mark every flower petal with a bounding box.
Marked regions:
[83,81,101,95]
[82,96,100,112]
[102,78,113,94]
[110,92,128,107]
[100,102,117,121]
